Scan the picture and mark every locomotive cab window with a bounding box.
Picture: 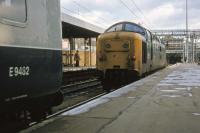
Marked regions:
[106,24,123,32]
[0,0,27,23]
[125,23,145,36]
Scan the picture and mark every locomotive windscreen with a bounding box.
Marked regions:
[106,23,123,33]
[124,23,145,36]
[105,22,146,37]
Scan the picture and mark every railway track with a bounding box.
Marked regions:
[5,68,132,132]
[21,76,136,132]
[17,75,104,132]
[61,78,102,95]
[62,69,103,84]
[28,92,107,127]
[1,67,137,133]
[22,79,105,132]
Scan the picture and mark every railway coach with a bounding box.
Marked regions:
[0,0,63,121]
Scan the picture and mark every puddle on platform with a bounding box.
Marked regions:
[158,83,174,86]
[174,87,188,91]
[161,95,181,98]
[188,93,193,97]
[127,97,136,99]
[158,68,200,87]
[160,90,179,93]
[157,67,200,98]
[192,113,200,116]
[157,84,193,98]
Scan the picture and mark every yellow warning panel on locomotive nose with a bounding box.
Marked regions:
[103,40,130,52]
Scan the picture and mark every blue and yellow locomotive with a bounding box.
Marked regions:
[97,21,166,87]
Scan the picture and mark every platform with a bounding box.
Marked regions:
[63,66,96,72]
[23,64,200,133]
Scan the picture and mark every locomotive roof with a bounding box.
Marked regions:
[104,21,166,48]
[105,21,148,33]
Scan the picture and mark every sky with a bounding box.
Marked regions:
[61,0,200,30]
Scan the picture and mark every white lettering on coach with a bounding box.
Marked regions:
[9,67,14,77]
[9,66,30,77]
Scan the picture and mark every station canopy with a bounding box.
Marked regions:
[62,13,104,38]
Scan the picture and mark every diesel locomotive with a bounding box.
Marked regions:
[97,22,166,86]
[0,0,63,121]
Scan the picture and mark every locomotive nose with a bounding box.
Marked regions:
[101,38,132,69]
[97,32,139,72]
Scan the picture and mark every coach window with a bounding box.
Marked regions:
[0,0,27,23]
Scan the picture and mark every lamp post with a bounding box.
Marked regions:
[186,0,189,63]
